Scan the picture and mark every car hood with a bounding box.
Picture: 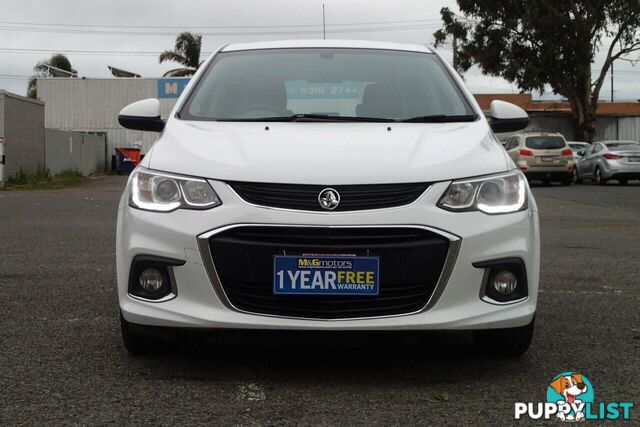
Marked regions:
[147,119,509,184]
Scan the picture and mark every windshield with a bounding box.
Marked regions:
[180,48,475,122]
[525,136,565,150]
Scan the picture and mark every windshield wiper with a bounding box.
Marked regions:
[216,114,395,122]
[399,114,478,123]
[214,113,477,123]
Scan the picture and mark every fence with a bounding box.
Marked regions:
[45,129,106,176]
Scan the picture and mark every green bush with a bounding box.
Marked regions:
[53,168,84,184]
[8,165,50,185]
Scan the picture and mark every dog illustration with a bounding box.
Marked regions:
[550,373,588,422]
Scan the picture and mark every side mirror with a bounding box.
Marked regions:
[488,100,529,133]
[578,150,585,157]
[118,98,165,132]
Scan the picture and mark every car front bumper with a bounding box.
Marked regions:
[117,179,540,331]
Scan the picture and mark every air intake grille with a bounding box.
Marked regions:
[208,226,450,319]
[229,182,429,211]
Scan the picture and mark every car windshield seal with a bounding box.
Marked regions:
[214,114,396,122]
[213,113,479,123]
[399,114,478,123]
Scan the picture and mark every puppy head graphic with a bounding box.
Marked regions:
[549,373,588,404]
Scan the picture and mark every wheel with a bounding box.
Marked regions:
[619,179,628,186]
[594,167,606,185]
[473,316,535,357]
[120,312,165,355]
[571,168,582,184]
[561,175,571,186]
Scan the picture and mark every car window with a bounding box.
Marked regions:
[181,48,475,121]
[593,144,603,154]
[569,144,585,151]
[525,136,565,149]
[606,142,640,151]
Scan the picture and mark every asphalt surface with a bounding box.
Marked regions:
[1,176,639,425]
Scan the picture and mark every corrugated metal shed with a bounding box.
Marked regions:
[617,117,640,141]
[524,114,576,139]
[496,114,640,142]
[37,78,183,154]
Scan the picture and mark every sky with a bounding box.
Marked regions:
[0,0,639,100]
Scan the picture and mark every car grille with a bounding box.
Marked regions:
[208,226,450,319]
[229,182,430,211]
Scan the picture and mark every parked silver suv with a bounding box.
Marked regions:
[504,132,573,185]
[573,140,640,185]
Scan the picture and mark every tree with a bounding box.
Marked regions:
[434,1,640,142]
[27,54,77,98]
[159,32,202,77]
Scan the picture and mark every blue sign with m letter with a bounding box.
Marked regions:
[157,78,190,99]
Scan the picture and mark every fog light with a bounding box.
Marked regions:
[128,256,185,302]
[492,270,518,295]
[138,268,164,293]
[474,258,527,303]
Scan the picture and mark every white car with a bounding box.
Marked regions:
[116,40,539,356]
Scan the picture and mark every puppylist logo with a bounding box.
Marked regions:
[515,372,635,422]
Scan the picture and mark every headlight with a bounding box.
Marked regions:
[129,168,222,212]
[437,170,527,214]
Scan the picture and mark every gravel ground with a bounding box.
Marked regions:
[1,176,638,425]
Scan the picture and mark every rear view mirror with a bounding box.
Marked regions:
[488,100,529,133]
[118,98,165,132]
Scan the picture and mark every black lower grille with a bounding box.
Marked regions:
[209,226,450,319]
[229,182,429,211]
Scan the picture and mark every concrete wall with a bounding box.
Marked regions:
[0,91,46,182]
[37,78,183,155]
[45,129,106,175]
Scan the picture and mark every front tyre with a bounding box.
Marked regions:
[595,167,606,185]
[473,316,535,357]
[571,168,582,184]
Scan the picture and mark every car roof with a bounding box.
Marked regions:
[221,39,434,54]
[517,132,564,137]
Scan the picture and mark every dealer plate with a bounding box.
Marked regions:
[273,255,380,296]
